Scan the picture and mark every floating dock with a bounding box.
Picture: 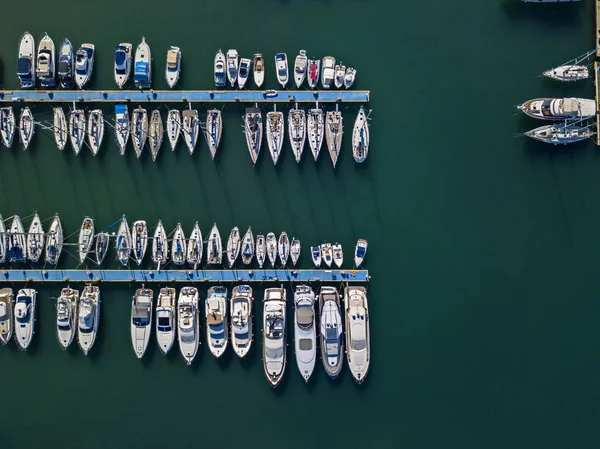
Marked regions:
[0,90,369,104]
[597,0,600,58]
[596,61,600,146]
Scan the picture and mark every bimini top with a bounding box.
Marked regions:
[134,62,149,81]
[115,104,127,114]
[17,57,32,76]
[115,47,128,69]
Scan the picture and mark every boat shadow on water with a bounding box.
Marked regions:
[499,0,585,25]
[522,137,591,159]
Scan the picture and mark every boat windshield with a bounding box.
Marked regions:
[133,316,150,326]
[239,66,248,77]
[278,68,287,77]
[351,338,366,351]
[58,61,70,75]
[15,297,31,323]
[17,58,31,76]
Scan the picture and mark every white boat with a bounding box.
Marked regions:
[205,109,222,160]
[278,232,289,267]
[238,57,251,89]
[17,32,36,88]
[95,232,109,266]
[178,286,200,365]
[167,109,181,151]
[319,286,344,378]
[263,287,287,387]
[332,243,343,268]
[132,220,148,266]
[266,106,284,165]
[8,216,27,263]
[344,67,356,89]
[165,46,181,88]
[0,214,6,264]
[69,109,86,155]
[307,58,320,89]
[14,288,36,350]
[524,123,593,144]
[227,227,241,268]
[214,49,226,87]
[56,287,78,349]
[290,238,300,266]
[156,287,176,354]
[182,109,199,155]
[311,246,322,268]
[75,43,94,89]
[343,286,370,383]
[226,49,239,87]
[19,107,34,151]
[230,285,253,358]
[78,217,94,264]
[321,243,333,268]
[206,286,228,358]
[115,215,131,266]
[114,43,132,88]
[518,97,596,120]
[36,33,55,88]
[0,107,16,148]
[149,110,163,161]
[288,106,306,163]
[244,107,263,164]
[354,239,368,267]
[87,109,104,155]
[353,106,370,163]
[294,285,316,382]
[253,53,265,88]
[45,215,63,265]
[274,53,288,88]
[326,109,343,168]
[186,222,203,269]
[53,107,68,151]
[77,285,100,355]
[255,234,266,268]
[131,286,153,359]
[152,220,168,270]
[321,56,335,89]
[171,223,186,265]
[241,227,254,265]
[307,106,324,161]
[132,107,148,158]
[133,37,151,89]
[294,50,308,88]
[266,232,277,267]
[207,223,222,265]
[0,288,14,345]
[114,104,130,155]
[26,213,44,263]
[334,64,346,89]
[58,38,74,89]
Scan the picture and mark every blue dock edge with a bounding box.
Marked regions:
[0,90,370,104]
[0,269,369,283]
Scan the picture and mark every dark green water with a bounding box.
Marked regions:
[1,1,599,448]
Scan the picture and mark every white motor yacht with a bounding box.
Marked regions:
[133,37,151,89]
[321,56,335,89]
[294,285,316,382]
[165,46,181,88]
[14,288,36,350]
[274,53,289,88]
[253,54,265,88]
[321,243,333,268]
[263,287,287,387]
[230,285,253,358]
[156,287,176,355]
[77,285,100,355]
[319,286,344,378]
[518,97,595,120]
[238,57,251,89]
[226,49,239,87]
[344,286,370,383]
[74,43,94,89]
[17,32,36,88]
[114,43,132,88]
[56,287,78,349]
[0,288,14,345]
[354,239,368,267]
[178,286,200,365]
[131,286,153,359]
[214,49,226,87]
[206,286,228,358]
[294,50,308,88]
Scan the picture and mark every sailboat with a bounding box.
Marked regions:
[114,42,132,88]
[56,287,78,349]
[290,238,300,266]
[325,109,343,168]
[0,107,16,148]
[87,109,104,156]
[288,105,306,163]
[58,38,74,89]
[114,104,130,155]
[133,37,151,89]
[8,216,26,263]
[171,223,187,265]
[152,220,168,270]
[294,50,308,88]
[165,46,181,88]
[241,227,254,265]
[0,215,7,264]
[95,233,109,265]
[266,105,284,165]
[524,122,594,144]
[53,107,68,151]
[186,222,203,269]
[132,220,148,266]
[182,109,199,155]
[352,107,370,163]
[26,213,44,263]
[266,232,277,267]
[45,215,63,265]
[230,285,253,357]
[148,110,164,161]
[69,109,86,155]
[167,109,181,151]
[132,107,148,158]
[253,53,265,88]
[542,50,594,82]
[78,217,94,264]
[17,32,36,88]
[278,232,290,267]
[207,223,222,265]
[256,234,266,268]
[227,227,241,268]
[115,215,132,266]
[307,105,324,161]
[19,107,34,150]
[244,107,263,165]
[205,109,222,160]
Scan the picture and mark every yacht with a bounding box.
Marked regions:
[69,109,86,155]
[238,58,251,89]
[171,223,186,265]
[0,215,6,264]
[343,286,370,383]
[524,123,593,144]
[53,107,68,151]
[152,220,169,270]
[206,286,228,358]
[241,227,254,265]
[149,109,163,161]
[45,215,63,265]
[255,234,266,268]
[75,43,94,89]
[294,285,316,382]
[307,105,324,161]
[227,226,241,268]
[266,232,277,267]
[131,286,153,358]
[230,285,253,357]
[178,286,200,365]
[278,232,289,267]
[263,287,287,387]
[354,239,368,267]
[253,53,265,88]
[165,46,181,88]
[294,50,308,88]
[226,49,239,87]
[332,243,343,268]
[56,287,78,349]
[156,287,176,355]
[205,109,222,160]
[36,33,56,88]
[518,97,595,120]
[17,32,36,88]
[321,243,333,268]
[182,109,199,155]
[19,107,35,150]
[0,288,14,344]
[132,107,148,158]
[244,107,263,164]
[132,220,148,266]
[114,43,132,88]
[78,217,94,264]
[334,64,346,89]
[58,39,74,89]
[87,109,104,155]
[214,49,226,87]
[307,58,320,89]
[321,56,335,89]
[8,215,27,263]
[353,106,370,163]
[114,104,130,155]
[77,285,100,355]
[207,223,222,265]
[187,221,203,269]
[266,106,284,164]
[344,67,356,89]
[133,37,151,89]
[288,105,306,163]
[95,232,109,265]
[14,288,36,350]
[319,286,344,378]
[311,246,322,267]
[115,215,131,266]
[167,109,181,151]
[26,212,44,263]
[290,238,300,266]
[326,109,343,168]
[0,107,16,148]
[275,53,289,88]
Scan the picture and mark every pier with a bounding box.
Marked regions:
[596,61,600,146]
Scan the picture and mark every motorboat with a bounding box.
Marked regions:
[290,238,300,266]
[334,64,346,89]
[354,239,368,267]
[156,287,176,355]
[241,227,254,265]
[238,58,251,89]
[230,285,253,357]
[278,232,289,267]
[227,227,241,268]
[294,50,308,88]
[524,123,593,144]
[319,286,344,378]
[207,223,222,265]
[17,32,36,88]
[518,97,596,120]
[205,109,222,160]
[321,243,333,268]
[14,288,36,350]
[332,243,343,268]
[75,43,94,89]
[87,109,104,155]
[114,104,130,155]
[226,49,239,87]
[133,37,151,89]
[53,107,68,150]
[167,109,181,151]
[274,53,288,88]
[19,107,34,150]
[132,107,148,158]
[26,212,44,263]
[288,105,306,163]
[307,58,320,89]
[326,109,343,168]
[206,286,228,358]
[77,285,100,355]
[36,33,56,88]
[114,43,132,88]
[152,220,169,270]
[132,220,148,266]
[187,221,203,269]
[58,38,74,89]
[244,107,263,164]
[69,109,86,155]
[263,287,287,387]
[344,67,356,89]
[182,109,199,155]
[45,215,63,265]
[321,56,335,88]
[115,215,131,266]
[253,53,265,88]
[266,106,284,165]
[131,286,153,359]
[344,286,370,383]
[307,106,324,161]
[95,232,109,265]
[543,65,588,82]
[78,217,94,264]
[353,106,370,163]
[266,232,277,267]
[56,287,78,349]
[294,285,316,382]
[171,223,187,265]
[255,234,266,268]
[178,286,200,365]
[311,246,322,267]
[165,46,181,88]
[0,288,14,344]
[149,109,163,161]
[0,107,16,148]
[8,216,26,263]
[214,49,226,87]
[0,214,6,264]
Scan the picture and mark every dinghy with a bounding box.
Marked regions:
[205,109,222,160]
[205,286,229,358]
[87,109,104,155]
[19,107,34,150]
[36,33,56,88]
[75,43,94,89]
[255,234,266,268]
[319,286,344,378]
[115,215,131,266]
[230,285,253,357]
[290,238,300,266]
[253,53,265,88]
[294,285,316,382]
[26,213,44,263]
[167,109,181,151]
[332,243,343,268]
[311,246,322,267]
[114,43,132,88]
[53,107,68,151]
[334,64,346,89]
[263,287,287,387]
[354,239,367,267]
[352,106,370,163]
[344,67,356,89]
[133,37,151,89]
[288,106,306,163]
[187,222,203,269]
[114,104,130,155]
[131,286,153,358]
[343,286,370,383]
[266,232,277,267]
[0,107,16,148]
[45,215,63,265]
[321,243,333,268]
[214,49,226,87]
[132,107,148,158]
[238,58,251,89]
[14,288,37,350]
[171,223,186,265]
[274,53,288,88]
[69,109,86,155]
[307,106,324,161]
[0,289,14,344]
[294,50,308,88]
[278,232,290,267]
[307,58,320,89]
[226,49,239,87]
[156,287,176,354]
[56,287,78,349]
[227,227,241,268]
[78,285,100,355]
[207,223,223,265]
[0,215,7,264]
[321,56,335,89]
[266,106,284,165]
[149,110,164,161]
[177,286,199,365]
[132,220,148,266]
[95,232,109,265]
[244,107,263,164]
[182,109,199,155]
[17,32,36,88]
[326,109,343,168]
[241,227,254,265]
[78,217,94,264]
[58,39,74,89]
[165,46,181,88]
[152,220,169,270]
[8,216,26,263]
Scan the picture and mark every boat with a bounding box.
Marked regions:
[58,39,74,89]
[311,246,322,268]
[294,50,308,88]
[53,107,68,150]
[78,217,94,264]
[0,107,16,148]
[290,238,300,266]
[256,234,266,268]
[344,67,356,89]
[275,53,288,88]
[8,216,27,263]
[45,215,63,265]
[95,232,109,265]
[207,223,222,265]
[354,239,368,267]
[344,286,370,383]
[266,106,284,165]
[288,106,306,163]
[332,243,343,268]
[230,285,253,357]
[307,58,320,89]
[206,286,228,358]
[334,64,346,89]
[238,58,251,89]
[321,243,333,268]
[263,287,287,387]
[56,287,78,349]
[19,107,34,150]
[0,288,14,345]
[132,107,148,158]
[156,287,176,354]
[26,213,44,263]
[114,104,130,155]
[214,49,226,87]
[241,227,254,265]
[171,223,186,265]
[353,106,370,163]
[77,285,100,355]
[542,50,592,82]
[152,220,169,270]
[0,215,6,264]
[294,285,316,382]
[167,109,181,151]
[205,109,222,160]
[226,49,239,87]
[165,46,181,88]
[266,232,277,267]
[185,222,202,269]
[321,56,336,89]
[87,109,104,155]
[319,286,344,378]
[518,97,596,120]
[227,227,241,268]
[75,43,94,89]
[182,109,199,155]
[326,109,343,168]
[149,110,163,161]
[131,286,153,358]
[36,33,56,88]
[132,220,148,266]
[253,53,265,88]
[244,107,263,164]
[524,123,593,144]
[14,288,36,350]
[278,232,289,267]
[17,32,36,88]
[115,215,131,266]
[178,286,200,365]
[114,43,132,88]
[307,106,324,161]
[69,109,86,155]
[133,37,151,89]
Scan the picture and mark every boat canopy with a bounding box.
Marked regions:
[115,48,127,68]
[356,246,366,257]
[115,104,127,114]
[17,58,31,76]
[134,62,149,81]
[167,51,178,68]
[58,61,70,75]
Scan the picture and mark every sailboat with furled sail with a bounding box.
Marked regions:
[207,223,222,265]
[69,109,86,155]
[187,222,203,269]
[148,110,163,161]
[288,105,306,163]
[171,223,186,265]
[182,109,199,155]
[0,107,16,148]
[307,104,324,161]
[87,109,104,156]
[266,105,284,165]
[132,220,148,266]
[152,220,168,270]
[132,107,148,158]
[115,215,131,266]
[352,107,370,163]
[45,215,63,265]
[53,107,68,151]
[244,107,263,165]
[167,109,181,151]
[205,109,222,160]
[326,108,343,168]
[114,104,130,155]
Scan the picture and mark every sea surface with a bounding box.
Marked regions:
[0,1,599,448]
